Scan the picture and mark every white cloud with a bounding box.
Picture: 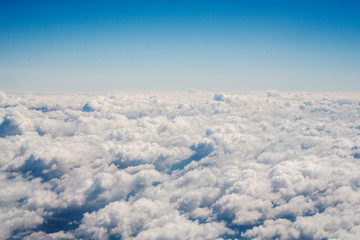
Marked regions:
[77,198,172,239]
[0,90,360,239]
[134,211,233,240]
[24,231,75,240]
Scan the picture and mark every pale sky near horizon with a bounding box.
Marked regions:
[1,0,359,92]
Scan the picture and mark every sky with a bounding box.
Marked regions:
[0,0,359,92]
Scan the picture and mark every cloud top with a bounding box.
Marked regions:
[1,91,360,239]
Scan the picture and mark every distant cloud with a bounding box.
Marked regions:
[1,90,360,239]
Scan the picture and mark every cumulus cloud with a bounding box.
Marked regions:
[0,90,360,239]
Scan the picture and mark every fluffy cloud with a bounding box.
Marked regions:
[1,90,360,239]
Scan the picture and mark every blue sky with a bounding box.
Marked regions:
[1,0,359,91]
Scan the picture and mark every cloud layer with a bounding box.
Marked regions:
[1,90,360,239]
